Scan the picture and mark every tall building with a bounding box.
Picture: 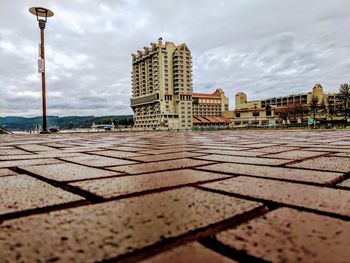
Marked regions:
[130,38,193,129]
[192,89,230,126]
[233,83,340,126]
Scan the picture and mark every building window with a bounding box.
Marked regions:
[236,113,240,118]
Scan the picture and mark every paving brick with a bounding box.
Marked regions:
[197,146,249,151]
[93,150,144,158]
[50,147,108,153]
[0,169,17,177]
[288,157,350,172]
[71,169,231,198]
[216,208,350,263]
[1,131,350,262]
[0,158,62,168]
[200,177,350,217]
[0,174,82,215]
[43,142,71,148]
[247,146,301,154]
[195,155,289,166]
[0,147,31,155]
[0,187,263,262]
[17,144,58,152]
[332,152,350,157]
[60,154,136,167]
[119,143,154,148]
[263,150,329,160]
[302,147,350,153]
[129,152,206,162]
[19,163,121,182]
[338,179,350,188]
[112,146,149,152]
[236,143,282,148]
[194,149,263,157]
[197,163,343,185]
[0,152,83,161]
[140,242,236,263]
[139,147,200,155]
[108,158,214,174]
[330,141,350,146]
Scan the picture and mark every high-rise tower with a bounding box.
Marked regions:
[131,38,193,129]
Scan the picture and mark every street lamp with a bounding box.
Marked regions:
[28,7,54,134]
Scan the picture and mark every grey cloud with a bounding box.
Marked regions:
[0,0,349,116]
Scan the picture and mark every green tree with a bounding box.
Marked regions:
[319,98,337,122]
[295,103,307,124]
[338,83,350,121]
[309,95,319,127]
[286,103,299,123]
[275,108,288,125]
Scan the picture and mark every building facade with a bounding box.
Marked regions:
[192,89,230,126]
[192,89,229,116]
[131,38,193,129]
[233,84,339,126]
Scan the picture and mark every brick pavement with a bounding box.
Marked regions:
[0,130,349,262]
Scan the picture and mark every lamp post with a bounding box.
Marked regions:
[29,7,54,134]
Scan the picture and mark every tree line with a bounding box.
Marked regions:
[98,117,134,127]
[274,83,350,124]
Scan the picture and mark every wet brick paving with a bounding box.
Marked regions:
[0,130,349,262]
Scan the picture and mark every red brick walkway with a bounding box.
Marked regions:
[0,130,349,262]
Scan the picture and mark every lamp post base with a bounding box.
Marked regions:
[40,130,50,134]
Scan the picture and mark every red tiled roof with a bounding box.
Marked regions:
[193,115,230,124]
[192,117,201,124]
[216,117,230,123]
[205,116,220,123]
[195,116,210,123]
[212,116,224,123]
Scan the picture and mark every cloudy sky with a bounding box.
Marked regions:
[0,0,349,117]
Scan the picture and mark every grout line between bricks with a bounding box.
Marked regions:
[65,166,224,183]
[101,205,268,263]
[11,167,105,203]
[0,200,90,222]
[195,185,350,221]
[190,156,347,174]
[281,151,335,166]
[102,161,219,174]
[63,152,147,164]
[1,170,234,221]
[194,167,345,188]
[55,157,144,169]
[12,145,36,154]
[92,175,235,203]
[200,236,270,263]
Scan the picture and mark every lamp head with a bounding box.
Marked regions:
[29,7,54,22]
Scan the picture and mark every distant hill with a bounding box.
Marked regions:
[0,115,134,131]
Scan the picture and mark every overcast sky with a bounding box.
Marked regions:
[0,0,349,117]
